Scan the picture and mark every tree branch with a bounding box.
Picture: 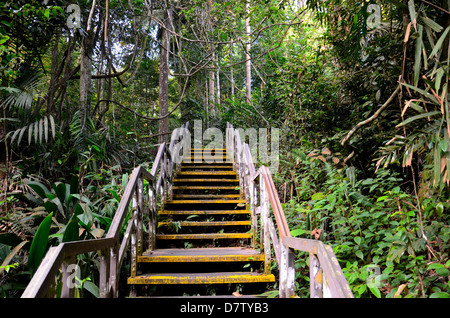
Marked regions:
[341,86,400,146]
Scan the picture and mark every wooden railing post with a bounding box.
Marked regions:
[99,248,110,298]
[109,243,119,297]
[61,255,76,298]
[148,182,156,251]
[260,172,271,275]
[137,176,144,256]
[310,252,323,298]
[279,244,295,298]
[130,194,138,278]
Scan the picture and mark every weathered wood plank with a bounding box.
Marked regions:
[128,272,275,285]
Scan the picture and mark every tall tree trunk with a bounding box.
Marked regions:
[209,58,215,115]
[216,65,220,105]
[158,9,171,144]
[80,1,97,138]
[245,0,252,104]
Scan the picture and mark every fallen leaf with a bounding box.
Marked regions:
[322,147,331,155]
[317,155,326,163]
[232,291,242,297]
[332,157,340,164]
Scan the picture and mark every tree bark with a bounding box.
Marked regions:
[245,0,252,104]
[158,9,171,144]
[79,0,97,136]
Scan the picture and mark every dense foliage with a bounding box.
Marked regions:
[0,0,449,298]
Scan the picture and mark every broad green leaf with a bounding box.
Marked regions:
[49,115,55,139]
[311,192,325,201]
[396,111,441,127]
[407,0,416,27]
[400,82,439,104]
[26,180,50,199]
[430,292,450,298]
[369,286,381,298]
[39,118,43,144]
[435,68,444,92]
[83,281,99,298]
[28,212,53,275]
[356,250,364,260]
[354,236,362,245]
[421,16,443,32]
[17,126,27,145]
[34,121,38,144]
[429,26,450,59]
[44,116,48,142]
[28,122,33,145]
[291,229,306,237]
[413,25,422,86]
[62,219,79,243]
[439,138,448,152]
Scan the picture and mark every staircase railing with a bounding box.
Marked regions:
[226,122,353,298]
[21,122,189,298]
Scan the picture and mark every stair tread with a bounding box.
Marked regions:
[156,233,252,240]
[177,171,236,175]
[158,220,251,226]
[181,165,233,169]
[139,247,263,262]
[159,210,251,215]
[165,199,245,204]
[173,178,239,182]
[128,272,276,285]
[172,194,240,199]
[172,186,238,190]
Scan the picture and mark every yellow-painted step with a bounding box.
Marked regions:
[127,272,275,285]
[158,210,251,215]
[165,199,245,204]
[156,233,251,240]
[138,247,264,263]
[172,186,238,190]
[176,171,236,176]
[172,178,239,183]
[158,220,251,227]
[172,194,240,199]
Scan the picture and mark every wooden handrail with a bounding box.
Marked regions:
[227,122,353,298]
[22,122,189,298]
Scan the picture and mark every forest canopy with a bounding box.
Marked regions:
[0,0,449,298]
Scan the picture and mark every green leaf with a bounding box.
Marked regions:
[400,82,439,104]
[62,219,79,243]
[407,0,416,26]
[356,250,364,260]
[369,285,381,298]
[291,229,306,237]
[413,25,422,86]
[429,26,450,59]
[83,281,99,298]
[26,180,50,199]
[0,35,9,45]
[396,111,441,127]
[428,263,450,276]
[430,292,450,298]
[311,192,325,201]
[421,16,443,32]
[354,236,362,245]
[28,212,53,275]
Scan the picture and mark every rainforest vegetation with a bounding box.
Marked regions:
[0,0,449,298]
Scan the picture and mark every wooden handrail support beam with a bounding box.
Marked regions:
[227,122,354,298]
[22,122,189,298]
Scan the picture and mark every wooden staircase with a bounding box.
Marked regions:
[127,148,275,296]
